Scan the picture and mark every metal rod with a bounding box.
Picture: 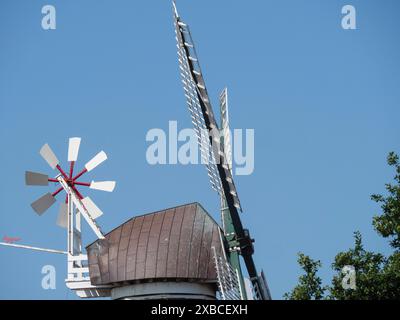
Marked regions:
[69,161,75,179]
[52,186,64,197]
[0,242,67,255]
[48,178,58,183]
[56,165,69,180]
[74,181,90,187]
[72,168,87,181]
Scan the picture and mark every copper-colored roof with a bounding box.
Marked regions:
[86,203,224,286]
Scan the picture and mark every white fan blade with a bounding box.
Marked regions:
[56,203,68,228]
[25,171,49,186]
[90,181,116,192]
[31,192,56,215]
[39,144,59,169]
[85,151,107,172]
[81,197,103,219]
[68,137,81,162]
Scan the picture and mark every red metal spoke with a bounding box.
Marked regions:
[56,165,69,180]
[72,168,88,181]
[69,161,75,179]
[48,178,58,183]
[52,187,63,197]
[74,181,91,187]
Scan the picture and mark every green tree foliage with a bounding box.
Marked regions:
[330,232,387,299]
[285,152,400,300]
[371,152,400,250]
[283,254,326,300]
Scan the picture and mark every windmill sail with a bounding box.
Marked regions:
[31,192,56,215]
[174,15,222,195]
[68,137,81,162]
[40,144,60,170]
[220,88,233,174]
[173,3,268,299]
[25,171,49,186]
[174,7,241,210]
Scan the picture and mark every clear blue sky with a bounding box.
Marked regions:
[0,0,399,299]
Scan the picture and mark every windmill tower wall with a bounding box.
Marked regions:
[110,282,215,300]
[86,203,225,300]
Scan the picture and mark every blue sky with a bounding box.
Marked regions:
[0,0,399,299]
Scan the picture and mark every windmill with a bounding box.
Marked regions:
[0,3,271,300]
[5,138,116,297]
[173,1,271,300]
[26,138,115,229]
